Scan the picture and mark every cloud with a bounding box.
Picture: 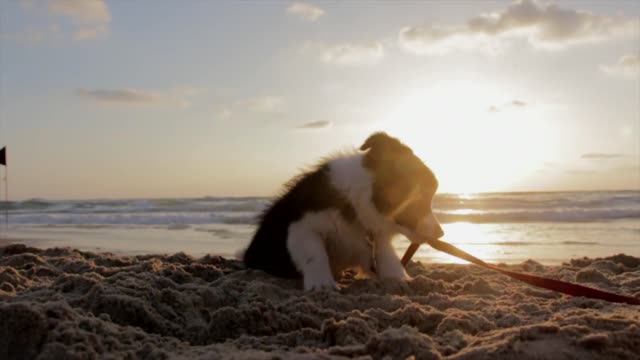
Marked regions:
[286,2,324,22]
[48,0,110,24]
[487,99,527,113]
[320,42,385,65]
[13,0,111,42]
[76,88,195,107]
[468,0,636,46]
[399,0,638,55]
[298,120,332,129]
[242,96,285,113]
[48,0,110,40]
[600,54,640,78]
[399,25,502,55]
[581,153,625,160]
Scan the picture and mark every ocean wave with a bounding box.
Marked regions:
[7,208,638,225]
[436,208,640,223]
[560,241,599,245]
[6,198,270,214]
[4,191,639,225]
[7,212,258,226]
[433,191,640,211]
[487,240,600,247]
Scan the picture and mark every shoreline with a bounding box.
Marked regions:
[1,243,639,359]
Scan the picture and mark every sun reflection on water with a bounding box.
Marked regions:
[395,222,506,264]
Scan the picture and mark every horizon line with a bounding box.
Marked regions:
[5,188,640,202]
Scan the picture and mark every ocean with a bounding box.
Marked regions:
[1,191,639,265]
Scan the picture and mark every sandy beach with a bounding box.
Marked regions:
[3,0,639,359]
[1,243,639,360]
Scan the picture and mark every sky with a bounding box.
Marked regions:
[0,0,639,200]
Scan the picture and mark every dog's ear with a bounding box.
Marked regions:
[360,132,407,152]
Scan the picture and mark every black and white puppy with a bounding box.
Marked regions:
[242,132,443,290]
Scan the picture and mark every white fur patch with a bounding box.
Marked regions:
[328,152,408,280]
[327,152,397,237]
[375,235,409,280]
[286,209,373,290]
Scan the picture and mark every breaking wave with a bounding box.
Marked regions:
[4,191,639,225]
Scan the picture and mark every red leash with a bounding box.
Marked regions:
[402,240,640,305]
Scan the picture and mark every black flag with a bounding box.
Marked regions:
[0,146,5,166]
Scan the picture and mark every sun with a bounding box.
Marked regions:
[375,79,559,193]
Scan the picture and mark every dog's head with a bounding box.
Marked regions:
[361,132,444,242]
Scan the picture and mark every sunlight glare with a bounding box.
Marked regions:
[412,222,503,264]
[377,79,559,193]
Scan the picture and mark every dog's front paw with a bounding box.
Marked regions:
[377,263,410,281]
[304,273,338,291]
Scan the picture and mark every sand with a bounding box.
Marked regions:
[1,243,639,360]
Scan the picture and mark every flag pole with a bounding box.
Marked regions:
[4,163,7,230]
[1,146,7,230]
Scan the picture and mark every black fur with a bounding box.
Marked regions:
[244,164,356,278]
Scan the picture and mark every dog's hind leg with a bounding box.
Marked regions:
[287,225,337,290]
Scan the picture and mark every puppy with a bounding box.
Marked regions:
[242,132,444,290]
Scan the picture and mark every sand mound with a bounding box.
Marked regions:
[1,244,639,359]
